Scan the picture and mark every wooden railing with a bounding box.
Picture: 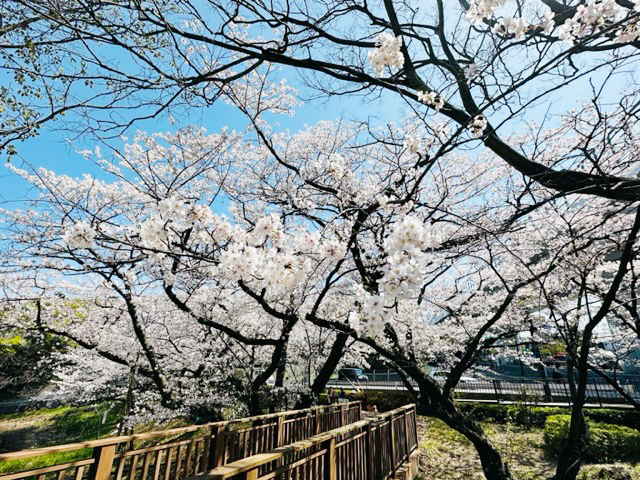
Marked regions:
[0,403,362,480]
[193,404,418,480]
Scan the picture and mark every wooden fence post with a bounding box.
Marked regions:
[206,426,219,469]
[403,408,410,460]
[245,469,258,480]
[366,424,374,479]
[276,414,284,447]
[213,424,227,467]
[88,444,116,480]
[389,414,396,470]
[323,438,336,480]
[315,408,321,435]
[340,404,346,426]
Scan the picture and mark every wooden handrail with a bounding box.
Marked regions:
[194,421,371,480]
[0,402,361,462]
[194,404,417,480]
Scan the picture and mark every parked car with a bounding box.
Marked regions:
[338,368,369,381]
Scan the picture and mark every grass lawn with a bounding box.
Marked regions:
[0,403,203,475]
[0,403,122,473]
[416,416,640,480]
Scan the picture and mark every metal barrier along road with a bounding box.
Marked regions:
[327,376,640,407]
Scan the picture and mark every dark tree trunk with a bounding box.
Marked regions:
[426,395,513,479]
[295,332,349,409]
[248,389,262,416]
[404,366,514,480]
[554,409,587,480]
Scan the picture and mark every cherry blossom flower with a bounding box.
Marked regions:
[62,222,97,249]
[368,32,404,76]
[417,90,444,111]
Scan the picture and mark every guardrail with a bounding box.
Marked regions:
[193,404,419,480]
[0,402,362,480]
[327,377,640,406]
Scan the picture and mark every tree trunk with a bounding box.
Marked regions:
[404,365,514,480]
[295,332,349,409]
[430,397,513,480]
[554,353,589,480]
[248,389,263,416]
[554,411,587,480]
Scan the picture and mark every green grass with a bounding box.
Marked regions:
[416,416,640,480]
[0,406,70,422]
[0,449,93,474]
[0,403,122,474]
[0,404,206,475]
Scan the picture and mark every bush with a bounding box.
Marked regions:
[458,403,510,424]
[544,415,640,463]
[577,465,637,480]
[459,403,640,431]
[584,409,640,431]
[351,392,640,431]
[357,390,419,413]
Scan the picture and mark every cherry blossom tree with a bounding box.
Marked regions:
[3,2,640,478]
[3,0,640,202]
[6,105,639,478]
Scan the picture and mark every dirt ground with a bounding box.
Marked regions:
[0,408,64,452]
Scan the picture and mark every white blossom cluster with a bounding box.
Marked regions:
[215,214,350,291]
[139,217,168,250]
[347,215,442,339]
[327,153,346,179]
[251,214,284,244]
[466,0,640,46]
[320,238,347,261]
[368,32,404,76]
[464,0,507,25]
[469,115,488,138]
[138,195,217,250]
[381,215,438,298]
[615,22,640,43]
[417,90,444,111]
[557,0,629,44]
[360,294,388,338]
[62,221,97,249]
[404,134,421,154]
[492,16,527,38]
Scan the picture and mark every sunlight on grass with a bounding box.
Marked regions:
[0,449,92,474]
[0,403,121,474]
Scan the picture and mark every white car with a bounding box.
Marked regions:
[430,371,476,384]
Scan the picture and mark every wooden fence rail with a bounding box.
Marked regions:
[0,403,362,480]
[193,404,419,480]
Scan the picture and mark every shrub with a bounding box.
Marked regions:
[459,403,640,431]
[584,409,640,431]
[458,403,510,424]
[357,390,419,413]
[577,465,637,480]
[544,415,640,463]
